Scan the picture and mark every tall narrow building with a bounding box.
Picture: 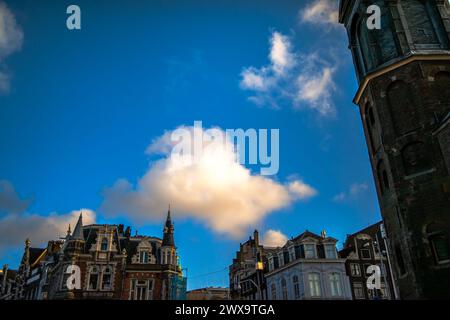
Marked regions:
[339,0,450,298]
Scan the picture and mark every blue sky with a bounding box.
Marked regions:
[0,0,380,290]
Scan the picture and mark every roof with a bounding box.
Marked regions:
[291,230,338,244]
[342,221,382,249]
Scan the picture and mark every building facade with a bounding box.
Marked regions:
[3,209,186,300]
[339,0,450,298]
[265,231,352,300]
[187,287,230,300]
[340,222,396,300]
[229,230,272,300]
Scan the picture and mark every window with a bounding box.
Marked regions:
[101,266,112,290]
[308,273,321,297]
[288,247,295,263]
[293,275,300,299]
[365,104,377,151]
[353,283,365,299]
[430,235,450,263]
[377,160,391,195]
[325,244,337,259]
[281,278,288,300]
[361,249,371,260]
[136,280,148,300]
[402,142,432,176]
[139,251,149,263]
[268,257,274,272]
[304,244,316,259]
[350,263,361,276]
[329,273,342,297]
[100,238,108,251]
[88,266,99,290]
[271,283,277,300]
[277,252,284,267]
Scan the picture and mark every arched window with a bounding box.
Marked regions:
[88,266,99,290]
[403,0,439,46]
[377,160,390,195]
[387,81,418,135]
[100,238,108,251]
[329,273,343,297]
[426,223,450,264]
[375,1,400,63]
[350,14,365,78]
[308,273,321,297]
[365,104,377,151]
[402,141,432,176]
[358,16,377,71]
[293,275,300,299]
[271,283,277,300]
[281,278,288,300]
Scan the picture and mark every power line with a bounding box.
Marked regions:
[188,266,228,279]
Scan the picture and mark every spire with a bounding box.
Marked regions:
[162,206,175,247]
[165,204,172,228]
[66,224,72,238]
[71,212,84,240]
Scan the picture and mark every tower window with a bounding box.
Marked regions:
[402,142,432,176]
[377,160,390,194]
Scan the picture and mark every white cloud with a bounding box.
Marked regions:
[269,32,295,75]
[0,1,23,94]
[101,125,317,239]
[240,67,270,92]
[288,180,318,200]
[239,31,337,116]
[296,65,336,116]
[0,208,96,249]
[262,229,288,247]
[333,182,369,203]
[300,0,339,28]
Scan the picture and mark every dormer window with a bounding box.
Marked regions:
[101,238,108,251]
[325,244,337,259]
[277,252,284,267]
[139,251,149,263]
[288,246,296,263]
[304,244,316,259]
[268,255,274,272]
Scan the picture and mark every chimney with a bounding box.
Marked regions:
[253,230,259,246]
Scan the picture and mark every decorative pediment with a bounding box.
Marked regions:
[356,233,372,241]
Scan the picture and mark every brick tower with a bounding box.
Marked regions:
[339,0,450,298]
